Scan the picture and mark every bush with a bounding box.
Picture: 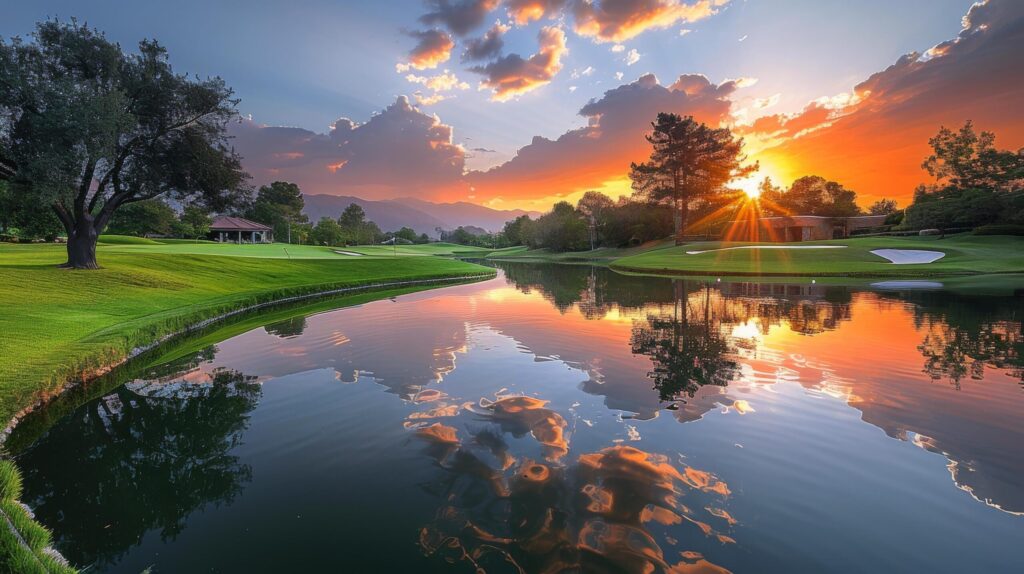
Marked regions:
[973,224,1024,236]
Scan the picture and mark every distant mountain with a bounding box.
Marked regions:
[396,197,540,232]
[302,195,447,236]
[302,194,539,237]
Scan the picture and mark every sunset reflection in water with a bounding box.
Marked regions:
[12,264,1024,572]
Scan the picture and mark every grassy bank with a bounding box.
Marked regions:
[0,239,491,572]
[0,240,491,426]
[608,235,1024,277]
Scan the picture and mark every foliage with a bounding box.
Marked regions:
[760,175,861,217]
[922,120,1024,190]
[393,226,419,243]
[630,114,755,239]
[906,123,1024,231]
[178,205,212,240]
[310,217,344,246]
[522,201,590,252]
[248,181,306,243]
[904,186,1024,230]
[972,224,1024,236]
[503,214,531,246]
[105,199,178,237]
[868,198,898,215]
[336,203,383,245]
[0,20,249,268]
[0,459,77,573]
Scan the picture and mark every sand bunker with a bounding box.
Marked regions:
[685,245,848,255]
[333,250,364,256]
[870,249,945,264]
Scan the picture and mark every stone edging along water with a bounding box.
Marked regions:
[0,271,496,447]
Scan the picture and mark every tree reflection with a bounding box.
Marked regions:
[898,291,1024,387]
[631,281,741,403]
[264,315,308,338]
[16,353,262,569]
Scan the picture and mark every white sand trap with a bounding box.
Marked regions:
[333,250,364,256]
[685,245,848,255]
[871,281,945,290]
[870,249,945,264]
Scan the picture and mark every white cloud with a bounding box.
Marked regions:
[624,48,641,66]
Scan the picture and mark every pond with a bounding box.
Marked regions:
[12,263,1024,573]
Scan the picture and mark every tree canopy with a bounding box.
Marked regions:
[0,20,249,267]
[760,175,862,217]
[249,181,306,243]
[630,114,755,241]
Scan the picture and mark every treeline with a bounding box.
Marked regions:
[902,121,1024,232]
[502,194,673,252]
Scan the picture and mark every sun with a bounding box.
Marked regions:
[735,177,761,200]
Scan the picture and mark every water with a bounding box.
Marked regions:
[13,263,1024,573]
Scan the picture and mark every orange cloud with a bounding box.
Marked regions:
[743,0,1024,205]
[468,73,737,201]
[470,25,568,101]
[506,0,568,25]
[398,29,455,71]
[572,0,729,43]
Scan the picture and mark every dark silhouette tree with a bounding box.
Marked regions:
[922,120,1024,190]
[630,114,756,242]
[0,20,249,268]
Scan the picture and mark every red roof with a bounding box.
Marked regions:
[210,216,272,231]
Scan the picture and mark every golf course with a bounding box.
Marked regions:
[0,238,493,428]
[487,234,1024,277]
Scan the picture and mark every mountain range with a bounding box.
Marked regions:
[302,194,538,236]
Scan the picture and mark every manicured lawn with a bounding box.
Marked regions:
[0,241,492,426]
[487,240,675,263]
[609,235,1024,277]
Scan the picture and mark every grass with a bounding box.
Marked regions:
[0,460,75,573]
[0,241,491,426]
[0,239,492,573]
[487,240,675,264]
[607,234,1024,277]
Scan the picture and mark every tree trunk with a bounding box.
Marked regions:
[63,215,100,269]
[674,201,689,245]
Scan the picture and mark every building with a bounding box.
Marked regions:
[723,215,887,242]
[209,216,274,243]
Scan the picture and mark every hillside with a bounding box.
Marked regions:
[302,194,538,236]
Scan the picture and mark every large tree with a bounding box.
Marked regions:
[764,175,861,217]
[922,120,1024,191]
[0,21,248,268]
[249,181,306,243]
[630,114,756,242]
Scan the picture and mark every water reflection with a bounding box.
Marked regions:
[17,353,262,568]
[412,396,735,574]
[13,264,1024,571]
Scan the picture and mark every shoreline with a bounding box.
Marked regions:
[0,272,494,447]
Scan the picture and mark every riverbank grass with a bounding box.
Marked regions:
[0,241,492,426]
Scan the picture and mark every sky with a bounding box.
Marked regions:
[4,0,1022,211]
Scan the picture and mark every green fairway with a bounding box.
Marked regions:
[486,240,674,264]
[609,234,1024,277]
[0,241,492,426]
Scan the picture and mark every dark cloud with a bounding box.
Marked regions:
[419,0,501,36]
[469,25,568,100]
[462,20,510,61]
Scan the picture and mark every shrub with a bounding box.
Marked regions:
[973,224,1024,236]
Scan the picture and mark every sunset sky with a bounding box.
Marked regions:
[5,0,1022,210]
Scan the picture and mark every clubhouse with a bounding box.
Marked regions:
[209,216,274,243]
